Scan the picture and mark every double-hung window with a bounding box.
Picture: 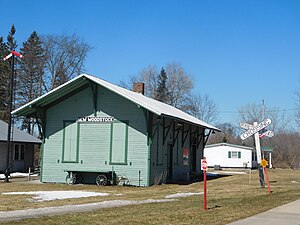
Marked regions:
[14,144,25,161]
[228,151,241,159]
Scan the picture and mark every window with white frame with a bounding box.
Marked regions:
[14,144,25,160]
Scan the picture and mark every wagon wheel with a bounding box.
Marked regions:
[66,172,76,185]
[96,174,108,186]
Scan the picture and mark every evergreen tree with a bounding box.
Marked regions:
[155,67,168,102]
[0,37,10,122]
[7,24,17,50]
[18,31,45,133]
[0,25,17,122]
[6,25,18,116]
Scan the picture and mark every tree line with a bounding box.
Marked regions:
[0,25,92,133]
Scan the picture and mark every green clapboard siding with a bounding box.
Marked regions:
[62,121,79,162]
[42,85,149,186]
[110,121,128,165]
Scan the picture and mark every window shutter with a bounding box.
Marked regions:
[228,151,231,158]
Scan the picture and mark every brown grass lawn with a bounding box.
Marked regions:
[0,168,300,225]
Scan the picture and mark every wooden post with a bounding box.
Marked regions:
[28,167,31,181]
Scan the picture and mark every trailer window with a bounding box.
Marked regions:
[228,151,241,159]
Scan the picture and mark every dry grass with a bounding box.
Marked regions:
[1,169,300,225]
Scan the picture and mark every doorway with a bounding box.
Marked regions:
[191,144,197,172]
[167,144,173,181]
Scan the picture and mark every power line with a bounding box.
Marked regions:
[217,108,300,114]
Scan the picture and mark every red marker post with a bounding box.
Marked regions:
[201,157,208,210]
[261,159,271,193]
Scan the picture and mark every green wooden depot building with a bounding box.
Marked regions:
[12,74,219,186]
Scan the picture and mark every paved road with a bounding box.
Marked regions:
[227,199,300,225]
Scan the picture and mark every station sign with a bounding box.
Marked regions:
[77,116,115,123]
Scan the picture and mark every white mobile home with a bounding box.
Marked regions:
[204,143,253,168]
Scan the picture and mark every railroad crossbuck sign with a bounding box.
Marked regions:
[240,119,272,140]
[259,130,274,138]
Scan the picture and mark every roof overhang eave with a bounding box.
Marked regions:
[160,113,221,132]
[12,74,88,117]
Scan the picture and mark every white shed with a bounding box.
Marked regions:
[204,143,253,169]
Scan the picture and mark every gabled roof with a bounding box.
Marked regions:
[0,120,42,144]
[205,142,253,151]
[12,74,220,131]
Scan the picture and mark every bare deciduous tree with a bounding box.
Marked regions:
[295,88,300,129]
[165,62,193,111]
[270,132,300,168]
[119,65,158,98]
[208,122,242,145]
[121,62,194,110]
[120,63,220,125]
[237,103,289,133]
[188,93,218,124]
[139,65,158,98]
[41,34,92,91]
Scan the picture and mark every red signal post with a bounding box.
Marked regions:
[261,159,271,193]
[201,157,208,210]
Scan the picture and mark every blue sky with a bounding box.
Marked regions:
[1,0,300,126]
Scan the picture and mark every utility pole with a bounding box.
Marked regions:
[258,99,266,187]
[3,50,24,182]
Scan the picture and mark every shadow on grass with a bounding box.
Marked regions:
[167,173,232,185]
